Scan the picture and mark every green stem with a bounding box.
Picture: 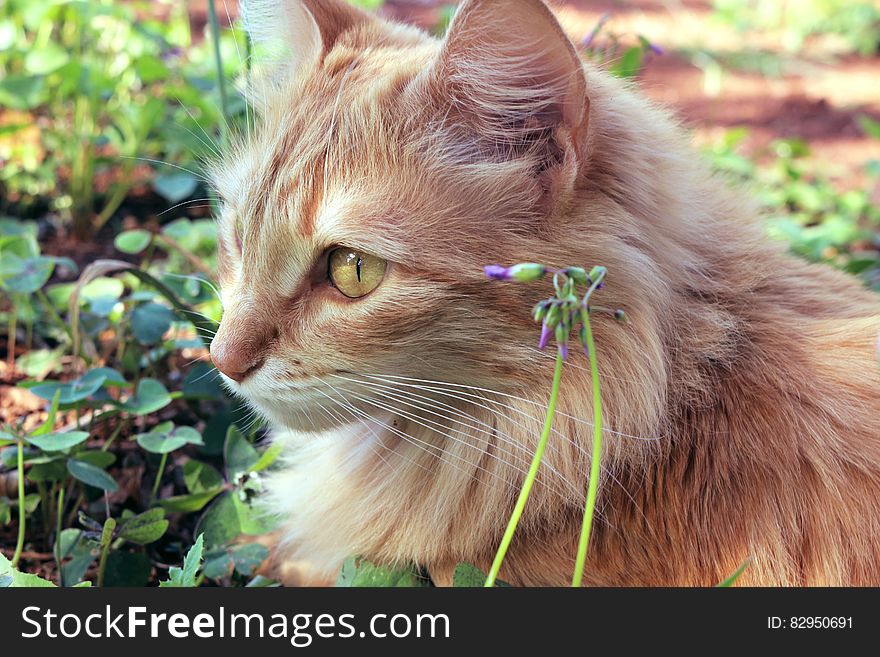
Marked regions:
[54,486,65,585]
[207,0,229,146]
[7,300,17,369]
[65,491,85,528]
[11,440,26,567]
[572,307,603,587]
[35,289,72,341]
[101,417,129,453]
[96,517,116,588]
[485,353,565,587]
[151,452,169,500]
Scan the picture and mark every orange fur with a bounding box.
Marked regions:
[209,0,880,586]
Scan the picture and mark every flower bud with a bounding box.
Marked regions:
[533,300,551,322]
[614,309,628,322]
[588,265,606,282]
[508,263,546,282]
[483,265,511,280]
[564,267,589,285]
[555,322,571,360]
[538,321,552,350]
[578,325,590,357]
[545,303,561,328]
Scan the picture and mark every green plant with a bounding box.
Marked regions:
[580,14,663,78]
[712,0,880,55]
[0,0,246,237]
[0,218,76,369]
[706,129,880,291]
[481,263,625,586]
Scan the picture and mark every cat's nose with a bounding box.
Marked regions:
[210,319,276,384]
[210,339,265,383]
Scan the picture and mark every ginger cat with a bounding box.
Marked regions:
[208,0,880,586]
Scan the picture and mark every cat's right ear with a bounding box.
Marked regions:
[241,0,369,108]
[426,0,589,158]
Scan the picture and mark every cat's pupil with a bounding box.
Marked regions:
[356,256,362,282]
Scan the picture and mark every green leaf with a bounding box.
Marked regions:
[158,488,223,513]
[231,543,269,577]
[336,557,429,587]
[160,533,204,587]
[0,552,55,587]
[118,508,168,545]
[75,450,116,469]
[857,115,880,141]
[202,548,234,580]
[80,367,127,388]
[251,442,283,473]
[31,373,107,404]
[15,348,64,379]
[0,74,45,110]
[136,424,203,454]
[131,302,176,345]
[232,493,277,535]
[59,529,100,587]
[26,431,89,452]
[0,254,55,294]
[122,378,171,415]
[451,562,487,587]
[196,492,240,548]
[27,458,68,483]
[23,43,70,74]
[184,460,224,493]
[611,46,645,78]
[114,229,153,254]
[67,458,118,492]
[153,172,199,204]
[224,425,259,481]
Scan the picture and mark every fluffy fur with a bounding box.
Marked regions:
[209,0,880,586]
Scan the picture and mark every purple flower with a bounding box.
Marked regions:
[484,265,511,280]
[647,41,664,56]
[558,342,569,360]
[538,321,552,350]
[582,13,610,49]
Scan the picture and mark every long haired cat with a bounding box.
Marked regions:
[208,0,880,586]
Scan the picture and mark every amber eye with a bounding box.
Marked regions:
[328,248,386,298]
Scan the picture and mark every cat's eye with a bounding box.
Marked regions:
[328,248,386,298]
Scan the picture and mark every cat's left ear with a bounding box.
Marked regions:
[429,0,589,165]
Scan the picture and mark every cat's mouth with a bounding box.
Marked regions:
[222,367,356,433]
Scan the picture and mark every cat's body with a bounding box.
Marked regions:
[210,0,880,586]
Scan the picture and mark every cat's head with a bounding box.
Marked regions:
[209,0,592,431]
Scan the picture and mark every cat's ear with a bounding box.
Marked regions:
[242,0,369,101]
[430,0,588,160]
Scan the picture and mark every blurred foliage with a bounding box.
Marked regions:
[705,126,880,290]
[580,13,663,78]
[0,0,247,238]
[713,0,880,55]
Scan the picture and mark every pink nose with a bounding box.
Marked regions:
[210,318,277,383]
[210,338,265,383]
